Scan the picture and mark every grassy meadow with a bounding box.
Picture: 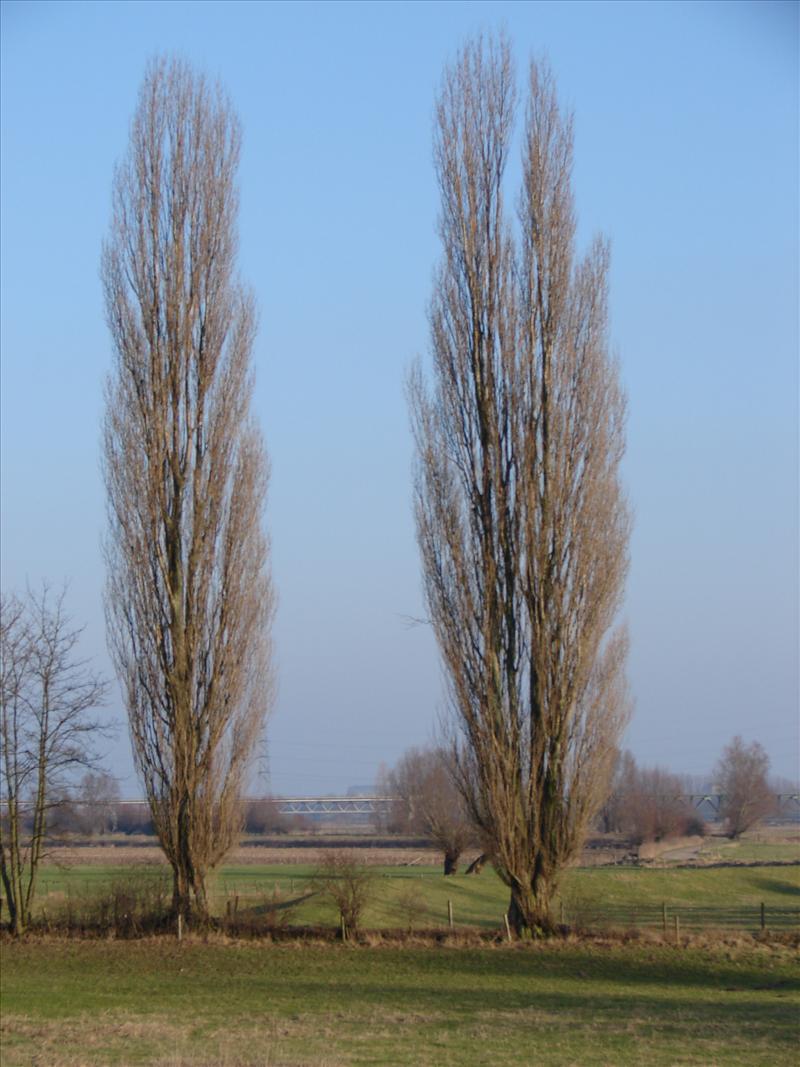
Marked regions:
[31,859,800,934]
[2,938,799,1066]
[693,834,800,865]
[3,844,798,1065]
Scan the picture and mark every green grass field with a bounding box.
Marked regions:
[33,861,800,933]
[1,939,798,1066]
[694,836,800,865]
[5,861,798,1065]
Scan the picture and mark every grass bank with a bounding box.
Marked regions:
[32,861,800,934]
[1,938,798,1066]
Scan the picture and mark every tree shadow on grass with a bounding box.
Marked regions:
[250,976,799,1052]
[742,875,800,898]
[361,946,800,997]
[246,891,317,916]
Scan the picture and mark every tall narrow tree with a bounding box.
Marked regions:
[410,36,631,935]
[102,57,273,923]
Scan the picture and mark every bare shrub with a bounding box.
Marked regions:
[560,883,605,933]
[43,868,170,936]
[682,812,707,837]
[611,752,700,845]
[114,802,154,836]
[96,870,171,935]
[316,852,375,938]
[244,798,289,836]
[394,884,429,933]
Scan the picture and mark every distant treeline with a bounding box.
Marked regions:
[41,797,317,838]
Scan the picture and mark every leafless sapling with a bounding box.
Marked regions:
[0,586,108,935]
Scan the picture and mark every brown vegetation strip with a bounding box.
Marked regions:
[40,845,448,868]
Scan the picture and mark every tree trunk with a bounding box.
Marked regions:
[507,875,556,937]
[171,853,210,926]
[171,863,193,926]
[1,866,22,936]
[443,850,460,876]
[192,873,209,922]
[8,858,26,935]
[465,853,488,875]
[10,902,23,937]
[3,799,27,935]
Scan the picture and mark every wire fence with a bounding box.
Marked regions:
[556,901,800,933]
[31,871,800,936]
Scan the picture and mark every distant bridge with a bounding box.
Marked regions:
[258,795,395,816]
[681,793,800,817]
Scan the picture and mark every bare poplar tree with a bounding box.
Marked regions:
[0,586,108,935]
[102,57,273,923]
[410,36,631,935]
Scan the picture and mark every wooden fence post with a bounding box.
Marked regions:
[760,902,765,930]
[504,913,512,942]
[674,914,680,945]
[177,913,183,942]
[447,899,453,929]
[662,902,667,936]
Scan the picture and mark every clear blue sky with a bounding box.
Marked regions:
[1,0,797,795]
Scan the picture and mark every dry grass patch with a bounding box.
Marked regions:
[0,1012,351,1067]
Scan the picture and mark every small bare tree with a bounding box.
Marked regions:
[410,36,630,935]
[0,587,108,935]
[102,57,274,923]
[75,771,121,836]
[383,746,474,874]
[715,736,773,839]
[610,753,702,845]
